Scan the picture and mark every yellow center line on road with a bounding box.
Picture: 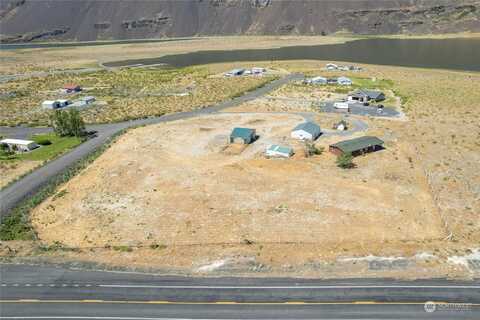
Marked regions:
[1,300,479,306]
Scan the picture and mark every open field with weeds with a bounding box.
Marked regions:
[0,66,276,126]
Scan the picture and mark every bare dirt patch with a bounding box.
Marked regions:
[31,113,444,272]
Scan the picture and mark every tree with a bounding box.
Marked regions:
[336,152,355,169]
[50,109,85,137]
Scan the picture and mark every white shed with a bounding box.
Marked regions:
[291,122,322,141]
[42,100,61,109]
[81,96,96,104]
[266,145,293,158]
[1,138,39,152]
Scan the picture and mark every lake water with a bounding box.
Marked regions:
[103,38,480,72]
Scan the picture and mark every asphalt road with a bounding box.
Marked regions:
[1,264,479,319]
[0,74,303,218]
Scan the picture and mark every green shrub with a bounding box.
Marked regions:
[113,246,133,252]
[35,138,52,146]
[336,153,355,169]
[305,142,324,157]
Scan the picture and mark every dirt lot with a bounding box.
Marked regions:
[30,111,449,274]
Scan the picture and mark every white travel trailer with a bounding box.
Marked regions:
[334,102,350,110]
[0,138,39,152]
[42,100,61,109]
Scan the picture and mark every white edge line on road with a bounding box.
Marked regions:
[98,285,480,289]
[0,318,316,320]
[0,318,374,320]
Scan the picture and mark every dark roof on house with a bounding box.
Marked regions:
[330,136,384,153]
[293,122,321,136]
[231,127,255,139]
[351,89,384,99]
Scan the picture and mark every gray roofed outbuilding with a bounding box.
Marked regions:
[291,121,322,140]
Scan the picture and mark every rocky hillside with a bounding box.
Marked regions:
[1,0,479,42]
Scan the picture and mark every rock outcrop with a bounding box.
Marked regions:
[0,0,479,42]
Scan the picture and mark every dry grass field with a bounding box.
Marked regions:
[0,66,275,126]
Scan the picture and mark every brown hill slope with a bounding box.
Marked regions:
[1,0,479,42]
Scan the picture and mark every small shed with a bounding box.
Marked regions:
[42,100,61,109]
[63,84,81,93]
[333,120,348,131]
[338,76,352,86]
[266,145,293,158]
[329,136,384,157]
[0,138,39,152]
[230,127,256,144]
[291,122,322,141]
[81,96,96,104]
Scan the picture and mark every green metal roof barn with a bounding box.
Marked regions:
[329,136,384,156]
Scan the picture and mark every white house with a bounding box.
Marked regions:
[0,138,39,152]
[81,96,96,104]
[266,145,294,158]
[337,76,353,86]
[291,122,322,141]
[42,100,61,109]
